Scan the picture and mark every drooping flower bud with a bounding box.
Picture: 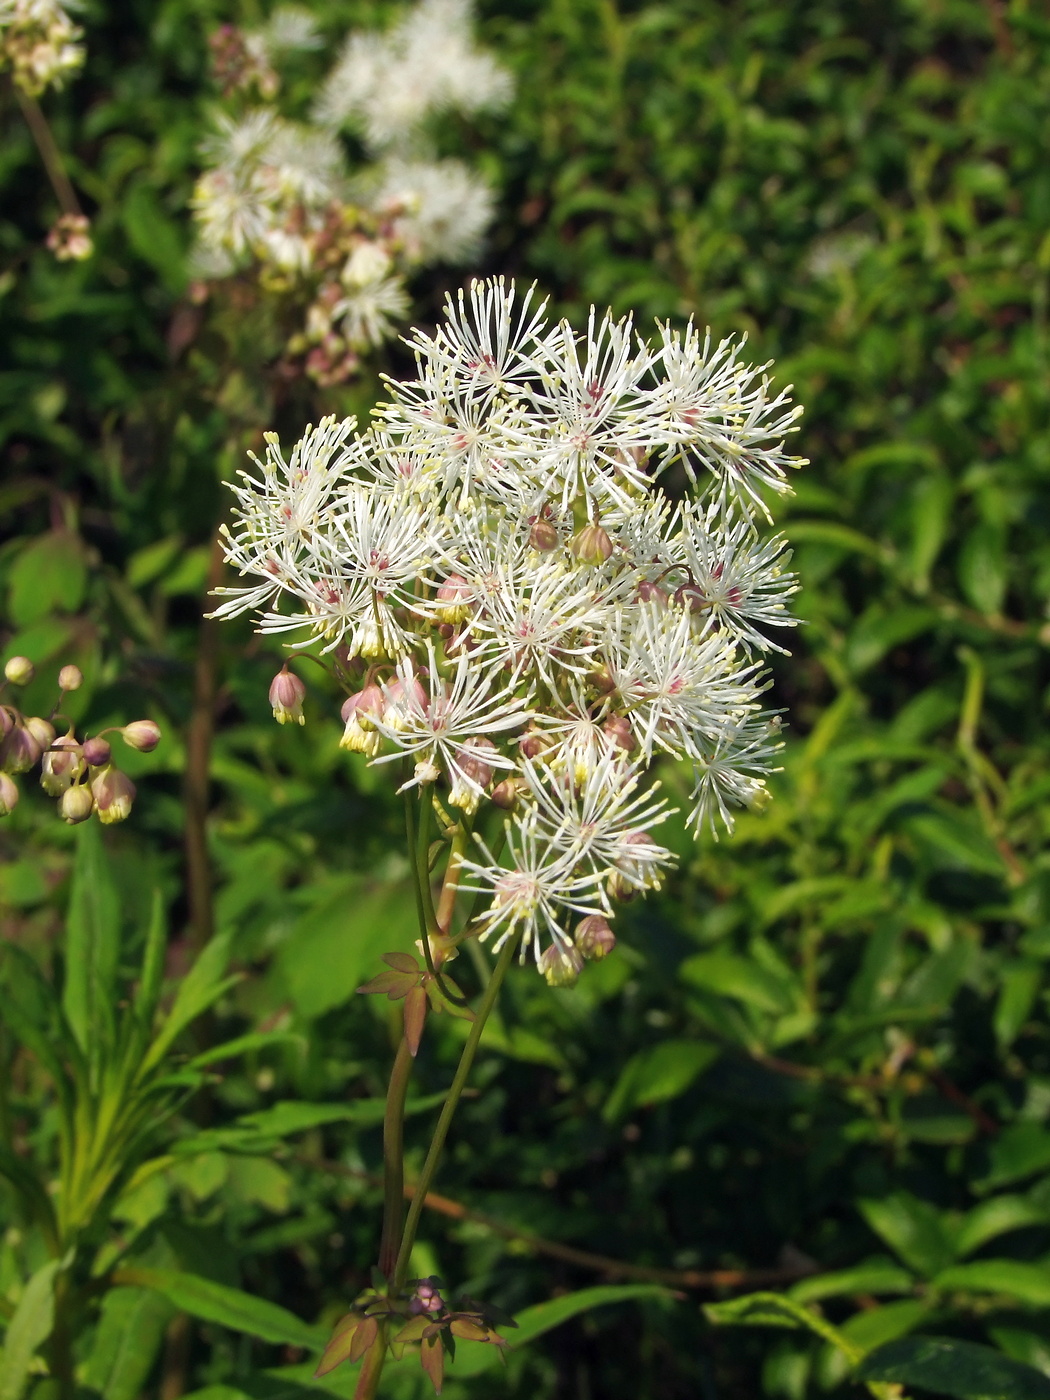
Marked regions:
[569,522,613,566]
[82,736,111,767]
[519,729,551,761]
[269,668,306,725]
[0,708,12,739]
[434,574,473,625]
[59,783,94,824]
[588,662,616,695]
[575,915,617,961]
[608,831,665,902]
[90,766,136,824]
[122,720,162,752]
[0,772,18,815]
[490,776,526,810]
[539,940,585,988]
[25,717,55,751]
[636,580,670,608]
[603,714,636,754]
[529,517,559,551]
[673,581,709,614]
[58,664,83,692]
[382,675,427,730]
[40,732,84,796]
[448,737,498,814]
[339,685,384,755]
[1,723,42,774]
[4,656,34,686]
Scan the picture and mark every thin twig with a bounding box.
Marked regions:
[302,1155,815,1292]
[184,535,226,950]
[14,88,81,216]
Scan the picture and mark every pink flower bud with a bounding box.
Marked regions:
[575,915,616,961]
[0,772,18,815]
[490,776,525,810]
[339,684,384,755]
[448,737,498,814]
[4,656,34,686]
[269,668,306,725]
[608,831,665,902]
[1,723,42,774]
[25,717,55,751]
[82,736,111,767]
[58,665,83,691]
[519,730,550,760]
[588,663,616,695]
[434,573,473,624]
[603,714,636,754]
[90,766,136,824]
[40,732,84,796]
[0,708,12,738]
[538,940,584,988]
[383,675,427,729]
[636,580,670,608]
[529,517,560,551]
[122,719,162,752]
[569,523,613,566]
[59,783,94,824]
[673,582,709,614]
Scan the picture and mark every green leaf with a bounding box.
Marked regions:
[602,1039,720,1122]
[447,1284,672,1377]
[958,521,1007,617]
[844,606,939,675]
[276,879,419,1020]
[141,932,237,1074]
[82,1286,175,1400]
[790,1259,916,1304]
[858,1336,1050,1398]
[954,1196,1048,1259]
[858,1193,955,1277]
[7,531,86,626]
[703,1291,862,1364]
[977,1124,1050,1193]
[118,1268,326,1351]
[680,951,798,1015]
[63,820,121,1057]
[0,1259,59,1400]
[134,889,168,1027]
[908,474,954,592]
[934,1260,1050,1307]
[186,1032,307,1070]
[995,961,1043,1049]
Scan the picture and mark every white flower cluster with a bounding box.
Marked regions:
[0,0,82,97]
[191,0,509,383]
[214,280,803,979]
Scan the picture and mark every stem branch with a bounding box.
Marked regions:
[15,88,81,216]
[378,1036,414,1281]
[392,932,518,1291]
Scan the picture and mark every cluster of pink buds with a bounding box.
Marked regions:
[208,23,278,98]
[46,212,92,262]
[0,657,161,825]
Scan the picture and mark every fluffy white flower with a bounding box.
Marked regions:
[367,157,495,265]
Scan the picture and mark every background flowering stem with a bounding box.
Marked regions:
[378,1035,414,1281]
[14,87,80,215]
[392,930,520,1291]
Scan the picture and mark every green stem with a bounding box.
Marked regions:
[378,1035,414,1282]
[392,931,519,1291]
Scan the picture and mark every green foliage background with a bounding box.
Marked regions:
[3,0,1050,1396]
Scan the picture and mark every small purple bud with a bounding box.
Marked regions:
[121,719,162,752]
[539,940,585,988]
[1,723,42,774]
[575,915,617,961]
[673,582,709,614]
[519,730,550,760]
[434,573,473,624]
[490,776,525,810]
[603,714,636,754]
[569,522,614,566]
[636,580,670,608]
[4,656,34,686]
[269,668,306,725]
[0,772,18,815]
[90,766,136,824]
[529,517,560,551]
[82,736,111,767]
[59,784,94,824]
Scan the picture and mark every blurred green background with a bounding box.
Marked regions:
[3,1,1050,1396]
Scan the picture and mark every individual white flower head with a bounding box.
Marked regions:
[688,713,784,836]
[367,157,495,265]
[671,500,799,655]
[335,243,410,349]
[457,808,612,966]
[259,5,322,56]
[652,321,806,520]
[0,0,83,96]
[313,0,511,151]
[368,643,531,797]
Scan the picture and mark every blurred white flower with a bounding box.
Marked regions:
[0,0,82,96]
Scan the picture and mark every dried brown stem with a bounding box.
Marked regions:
[303,1156,815,1292]
[14,88,81,216]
